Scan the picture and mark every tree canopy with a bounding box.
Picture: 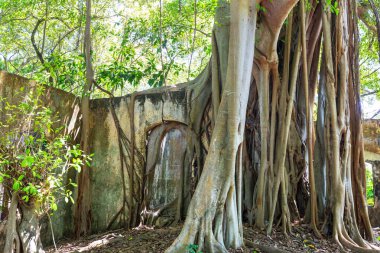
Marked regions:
[0,0,379,102]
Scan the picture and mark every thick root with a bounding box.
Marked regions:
[335,231,380,253]
[165,215,229,253]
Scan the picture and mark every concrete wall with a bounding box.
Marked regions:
[88,89,189,232]
[363,119,380,161]
[0,71,191,244]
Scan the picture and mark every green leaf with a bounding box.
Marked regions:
[21,156,35,168]
[13,181,20,191]
[22,195,29,202]
[51,203,58,211]
[29,185,37,195]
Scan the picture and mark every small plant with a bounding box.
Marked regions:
[366,165,374,206]
[256,3,267,13]
[324,0,339,15]
[186,244,203,253]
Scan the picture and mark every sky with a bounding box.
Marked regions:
[362,94,380,119]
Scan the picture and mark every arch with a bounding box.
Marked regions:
[140,122,196,227]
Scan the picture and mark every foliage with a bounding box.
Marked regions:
[366,164,374,206]
[0,0,81,82]
[0,0,376,104]
[0,86,90,214]
[358,0,380,115]
[324,0,339,15]
[186,244,202,253]
[0,0,216,96]
[95,0,216,92]
[359,13,380,98]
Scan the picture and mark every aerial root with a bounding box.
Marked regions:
[311,222,323,239]
[196,216,228,253]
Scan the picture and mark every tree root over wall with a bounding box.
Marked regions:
[52,0,380,252]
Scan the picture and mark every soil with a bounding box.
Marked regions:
[46,224,380,253]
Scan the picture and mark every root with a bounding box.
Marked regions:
[166,214,228,253]
[335,231,380,253]
[140,198,178,227]
[4,194,20,253]
[93,81,144,228]
[165,217,199,253]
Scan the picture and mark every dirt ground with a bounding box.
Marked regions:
[46,224,380,253]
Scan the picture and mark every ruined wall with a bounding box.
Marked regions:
[88,88,190,232]
[363,119,380,161]
[0,71,194,244]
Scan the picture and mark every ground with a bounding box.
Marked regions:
[46,224,380,252]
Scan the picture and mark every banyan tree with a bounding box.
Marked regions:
[157,0,377,251]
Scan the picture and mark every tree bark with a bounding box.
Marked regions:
[321,0,378,251]
[3,194,20,253]
[18,205,44,253]
[74,0,93,238]
[166,1,257,251]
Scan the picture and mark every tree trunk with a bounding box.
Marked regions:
[3,194,20,253]
[74,0,93,238]
[166,1,257,252]
[321,0,378,251]
[18,205,44,253]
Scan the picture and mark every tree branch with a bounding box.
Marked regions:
[31,19,46,65]
[357,6,377,33]
[368,0,380,63]
[361,90,379,97]
[371,109,380,119]
[51,26,80,53]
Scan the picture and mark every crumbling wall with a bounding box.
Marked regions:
[0,71,195,244]
[88,88,190,232]
[363,119,380,161]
